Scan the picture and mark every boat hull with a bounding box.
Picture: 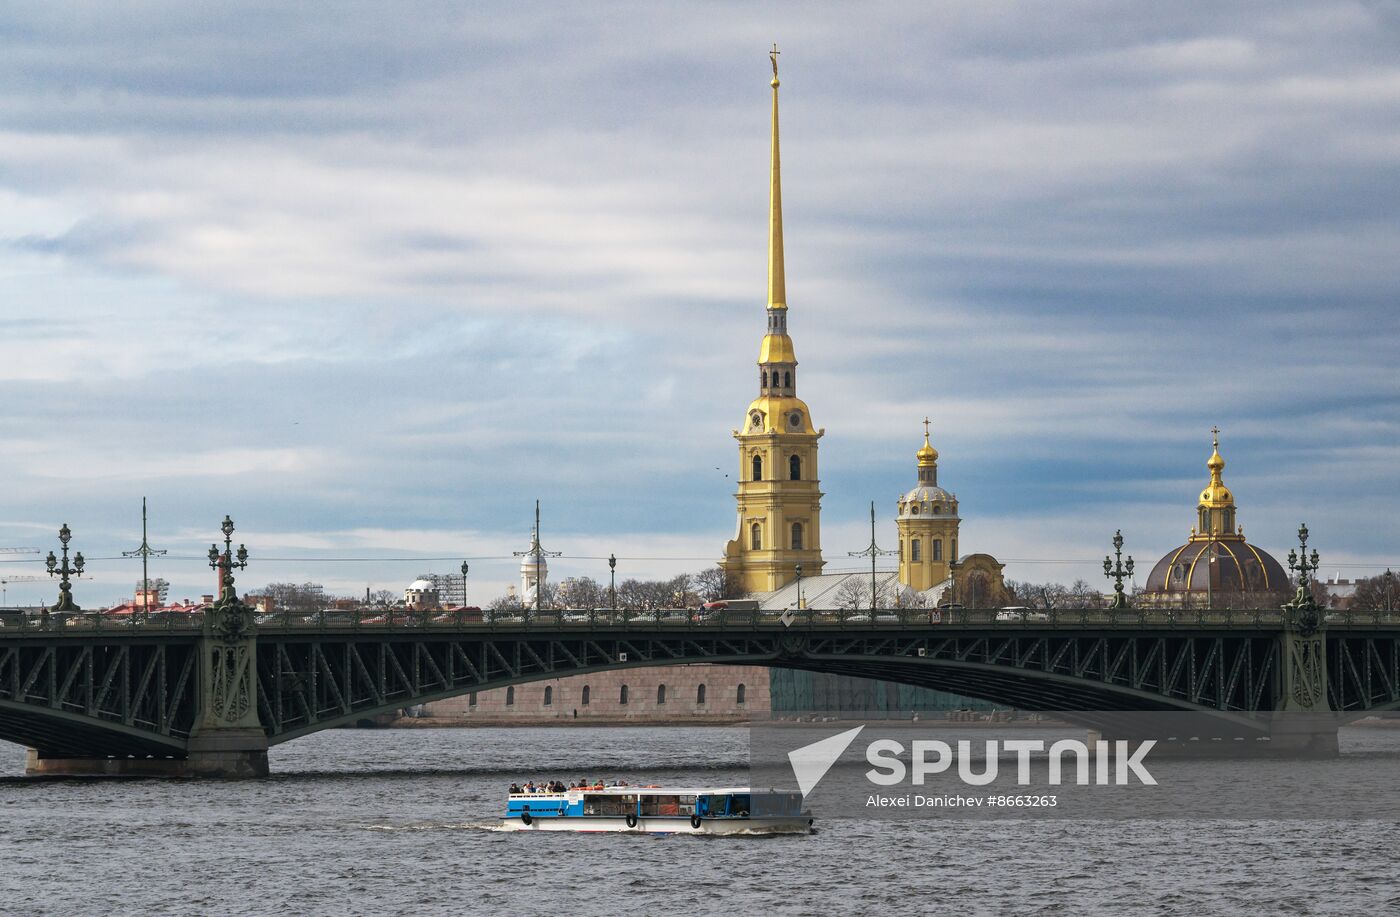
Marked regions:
[497,815,811,835]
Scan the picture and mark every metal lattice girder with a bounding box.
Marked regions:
[3,612,1400,755]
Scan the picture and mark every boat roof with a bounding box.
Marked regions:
[508,786,759,798]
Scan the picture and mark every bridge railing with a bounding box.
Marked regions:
[6,606,1400,634]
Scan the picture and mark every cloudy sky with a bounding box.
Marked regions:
[1,1,1397,606]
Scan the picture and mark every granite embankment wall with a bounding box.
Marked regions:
[414,663,770,724]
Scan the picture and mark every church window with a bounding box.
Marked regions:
[784,371,792,388]
[737,683,747,704]
[620,684,629,705]
[697,683,707,705]
[762,371,768,388]
[543,686,553,706]
[911,539,921,562]
[791,523,803,550]
[506,686,515,706]
[752,454,763,481]
[751,523,762,550]
[789,455,801,480]
[910,505,919,515]
[933,504,941,514]
[581,685,591,706]
[933,540,942,561]
[657,684,667,705]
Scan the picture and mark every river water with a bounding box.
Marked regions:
[2,726,1398,915]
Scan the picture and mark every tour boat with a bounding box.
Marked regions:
[500,785,812,835]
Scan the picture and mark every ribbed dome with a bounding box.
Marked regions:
[1143,539,1286,595]
[899,485,958,518]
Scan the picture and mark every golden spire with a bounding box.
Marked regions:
[916,416,939,466]
[767,42,786,311]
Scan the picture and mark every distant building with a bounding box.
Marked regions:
[404,579,440,611]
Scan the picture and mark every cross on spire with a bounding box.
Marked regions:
[923,416,931,439]
[1211,425,1220,447]
[770,42,780,77]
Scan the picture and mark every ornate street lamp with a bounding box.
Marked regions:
[1284,522,1322,635]
[608,553,617,612]
[460,561,469,607]
[795,563,804,611]
[45,523,84,612]
[1103,530,1134,609]
[208,515,249,607]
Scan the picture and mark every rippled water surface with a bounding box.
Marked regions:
[2,727,1399,915]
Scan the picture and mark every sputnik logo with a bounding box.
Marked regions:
[787,725,865,796]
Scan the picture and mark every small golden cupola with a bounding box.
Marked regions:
[1194,426,1239,541]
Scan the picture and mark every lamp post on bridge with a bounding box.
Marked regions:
[45,524,84,612]
[208,515,249,607]
[849,501,897,612]
[608,553,617,612]
[1284,522,1322,636]
[460,561,469,608]
[795,563,803,611]
[1103,530,1134,609]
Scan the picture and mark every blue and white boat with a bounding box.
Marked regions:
[501,785,812,835]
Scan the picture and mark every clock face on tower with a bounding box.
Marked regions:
[787,411,803,430]
[750,412,764,430]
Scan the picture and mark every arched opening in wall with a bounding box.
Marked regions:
[791,522,803,551]
[543,686,553,706]
[751,523,762,550]
[784,371,791,388]
[762,371,768,388]
[620,684,629,705]
[657,684,667,705]
[911,539,921,562]
[581,685,591,706]
[469,692,477,707]
[737,683,747,705]
[697,683,707,705]
[789,455,800,480]
[506,686,515,706]
[752,454,763,481]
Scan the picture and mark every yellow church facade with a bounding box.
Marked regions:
[720,48,826,594]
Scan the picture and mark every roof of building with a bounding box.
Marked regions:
[752,570,952,610]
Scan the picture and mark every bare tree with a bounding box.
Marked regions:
[558,577,606,609]
[834,578,868,611]
[248,582,327,613]
[1350,572,1398,611]
[694,566,743,602]
[489,594,524,612]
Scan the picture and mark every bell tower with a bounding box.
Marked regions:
[720,45,825,594]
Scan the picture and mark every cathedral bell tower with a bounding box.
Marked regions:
[896,420,960,592]
[720,45,825,594]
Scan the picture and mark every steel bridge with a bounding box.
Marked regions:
[3,606,1397,775]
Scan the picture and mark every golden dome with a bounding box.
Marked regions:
[1199,426,1234,510]
[916,417,938,466]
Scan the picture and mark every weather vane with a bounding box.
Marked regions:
[770,42,780,79]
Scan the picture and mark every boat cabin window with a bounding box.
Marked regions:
[640,794,696,817]
[582,794,637,817]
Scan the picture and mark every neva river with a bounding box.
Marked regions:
[2,726,1398,915]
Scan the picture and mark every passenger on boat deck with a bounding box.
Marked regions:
[509,783,521,794]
